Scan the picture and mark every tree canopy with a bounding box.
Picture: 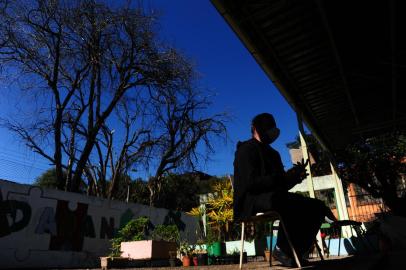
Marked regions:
[0,0,227,201]
[337,132,406,217]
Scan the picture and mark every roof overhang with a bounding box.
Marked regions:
[211,0,406,156]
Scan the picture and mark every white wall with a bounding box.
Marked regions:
[0,179,197,268]
[290,175,335,193]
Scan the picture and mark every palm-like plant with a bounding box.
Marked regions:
[188,178,233,241]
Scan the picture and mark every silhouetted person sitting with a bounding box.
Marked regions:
[233,113,337,267]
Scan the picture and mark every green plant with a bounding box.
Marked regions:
[178,240,195,257]
[204,225,219,246]
[110,216,151,256]
[206,180,233,241]
[151,224,180,242]
[195,238,207,254]
[188,178,233,242]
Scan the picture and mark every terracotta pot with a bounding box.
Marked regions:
[182,256,191,267]
[264,250,271,262]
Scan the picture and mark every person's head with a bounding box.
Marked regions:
[251,113,280,144]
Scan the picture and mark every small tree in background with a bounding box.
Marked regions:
[34,168,88,192]
[34,168,63,189]
[337,132,406,217]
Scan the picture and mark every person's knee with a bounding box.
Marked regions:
[308,198,328,213]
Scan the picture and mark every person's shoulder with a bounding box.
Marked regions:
[269,146,282,157]
[236,139,258,153]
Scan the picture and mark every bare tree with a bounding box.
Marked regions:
[0,0,9,48]
[146,82,228,206]
[89,98,154,199]
[0,0,200,193]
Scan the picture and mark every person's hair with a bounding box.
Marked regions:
[251,113,276,135]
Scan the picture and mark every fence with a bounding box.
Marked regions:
[315,184,390,223]
[346,189,387,222]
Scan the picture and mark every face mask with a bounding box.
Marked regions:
[262,127,280,144]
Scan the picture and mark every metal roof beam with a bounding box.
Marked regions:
[316,0,360,127]
[390,0,397,123]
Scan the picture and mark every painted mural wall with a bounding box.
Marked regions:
[0,179,198,269]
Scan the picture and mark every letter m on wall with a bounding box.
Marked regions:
[49,200,88,251]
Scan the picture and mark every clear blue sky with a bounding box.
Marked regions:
[0,0,301,184]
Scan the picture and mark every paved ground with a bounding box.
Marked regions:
[96,254,384,270]
[57,250,406,270]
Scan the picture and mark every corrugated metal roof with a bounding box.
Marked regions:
[212,0,406,155]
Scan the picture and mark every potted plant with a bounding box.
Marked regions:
[205,226,222,257]
[109,216,179,260]
[194,239,208,266]
[102,217,151,269]
[188,179,234,258]
[179,240,195,267]
[192,253,199,266]
[109,216,151,258]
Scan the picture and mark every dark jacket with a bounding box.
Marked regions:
[233,138,287,221]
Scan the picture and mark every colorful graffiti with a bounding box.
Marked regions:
[0,180,196,268]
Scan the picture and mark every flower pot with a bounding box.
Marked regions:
[264,250,271,262]
[192,256,198,266]
[197,253,208,265]
[207,241,222,256]
[182,256,191,267]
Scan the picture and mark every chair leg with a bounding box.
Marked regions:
[327,234,331,258]
[338,225,342,256]
[239,222,245,269]
[279,218,301,268]
[314,238,324,261]
[269,221,274,267]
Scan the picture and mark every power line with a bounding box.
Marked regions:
[0,157,51,184]
[0,146,52,167]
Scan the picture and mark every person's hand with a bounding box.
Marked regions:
[286,159,309,184]
[294,158,309,170]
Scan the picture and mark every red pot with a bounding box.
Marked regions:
[193,256,198,266]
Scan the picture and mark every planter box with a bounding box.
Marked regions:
[226,238,267,256]
[211,253,247,265]
[225,240,256,256]
[120,240,177,259]
[100,257,130,270]
[100,256,174,269]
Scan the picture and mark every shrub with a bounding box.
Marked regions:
[151,224,180,242]
[110,216,151,256]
